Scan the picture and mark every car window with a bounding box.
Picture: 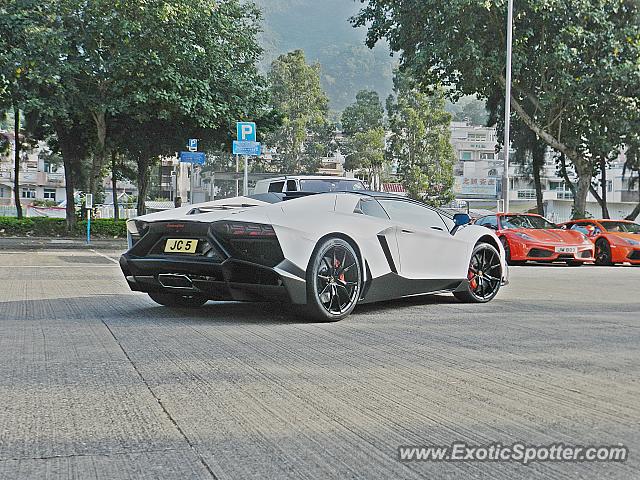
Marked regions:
[570,223,591,235]
[355,198,389,219]
[485,216,498,229]
[378,199,448,230]
[286,180,297,192]
[298,179,365,192]
[475,217,487,226]
[600,221,640,233]
[268,181,285,193]
[500,215,557,230]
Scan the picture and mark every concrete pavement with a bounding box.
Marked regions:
[0,248,638,479]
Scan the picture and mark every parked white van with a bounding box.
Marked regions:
[253,176,367,194]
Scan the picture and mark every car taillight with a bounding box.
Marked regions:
[213,222,276,238]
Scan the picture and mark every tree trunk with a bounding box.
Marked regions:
[573,171,591,220]
[111,151,119,221]
[599,157,609,219]
[136,158,150,216]
[531,144,545,216]
[89,109,107,197]
[54,123,80,229]
[13,107,23,219]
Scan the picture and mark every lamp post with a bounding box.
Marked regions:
[502,0,514,213]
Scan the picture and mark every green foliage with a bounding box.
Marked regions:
[0,217,126,237]
[451,98,490,126]
[340,90,386,186]
[344,127,386,176]
[266,50,332,173]
[341,90,384,135]
[354,0,640,218]
[386,74,455,206]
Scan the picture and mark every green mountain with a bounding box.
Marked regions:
[254,0,396,112]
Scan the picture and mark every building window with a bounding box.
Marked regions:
[549,181,564,191]
[44,188,56,201]
[468,133,487,141]
[517,190,536,199]
[460,151,473,161]
[0,186,5,198]
[21,188,36,199]
[480,153,495,160]
[607,180,613,193]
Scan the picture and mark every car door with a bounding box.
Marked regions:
[377,199,469,279]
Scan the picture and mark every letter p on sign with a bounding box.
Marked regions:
[237,122,256,142]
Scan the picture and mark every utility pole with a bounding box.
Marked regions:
[502,0,514,213]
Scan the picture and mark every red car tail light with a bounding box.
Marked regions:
[214,222,276,238]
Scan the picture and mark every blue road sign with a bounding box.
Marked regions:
[179,151,206,164]
[233,141,261,156]
[188,138,198,152]
[237,122,257,142]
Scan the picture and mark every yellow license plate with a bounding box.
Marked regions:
[164,239,198,254]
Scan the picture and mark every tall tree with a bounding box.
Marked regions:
[341,90,385,187]
[341,90,384,136]
[0,0,55,218]
[386,74,455,206]
[266,50,332,173]
[354,0,640,218]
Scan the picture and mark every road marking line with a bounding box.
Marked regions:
[90,249,120,264]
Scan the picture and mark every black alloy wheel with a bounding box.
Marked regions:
[595,238,613,266]
[148,292,208,307]
[306,238,361,321]
[454,243,503,303]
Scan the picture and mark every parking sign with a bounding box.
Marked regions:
[237,122,256,142]
[188,138,198,152]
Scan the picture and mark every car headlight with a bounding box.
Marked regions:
[514,232,534,241]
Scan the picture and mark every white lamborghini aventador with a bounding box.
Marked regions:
[120,192,509,321]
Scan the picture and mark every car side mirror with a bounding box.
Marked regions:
[451,213,471,234]
[453,213,471,227]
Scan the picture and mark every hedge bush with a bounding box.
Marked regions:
[0,217,127,238]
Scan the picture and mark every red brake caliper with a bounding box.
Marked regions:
[468,269,477,289]
[335,258,345,282]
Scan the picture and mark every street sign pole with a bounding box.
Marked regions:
[85,193,93,245]
[243,156,249,195]
[235,155,239,196]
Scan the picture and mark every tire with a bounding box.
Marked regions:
[595,238,613,266]
[304,237,361,322]
[501,236,525,266]
[454,243,503,303]
[148,292,208,308]
[566,260,583,267]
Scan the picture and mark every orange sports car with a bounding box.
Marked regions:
[560,219,640,266]
[474,213,595,266]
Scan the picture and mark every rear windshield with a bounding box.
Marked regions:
[298,179,365,192]
[501,215,557,230]
[600,221,640,233]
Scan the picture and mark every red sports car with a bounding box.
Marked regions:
[560,219,640,266]
[474,213,594,266]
